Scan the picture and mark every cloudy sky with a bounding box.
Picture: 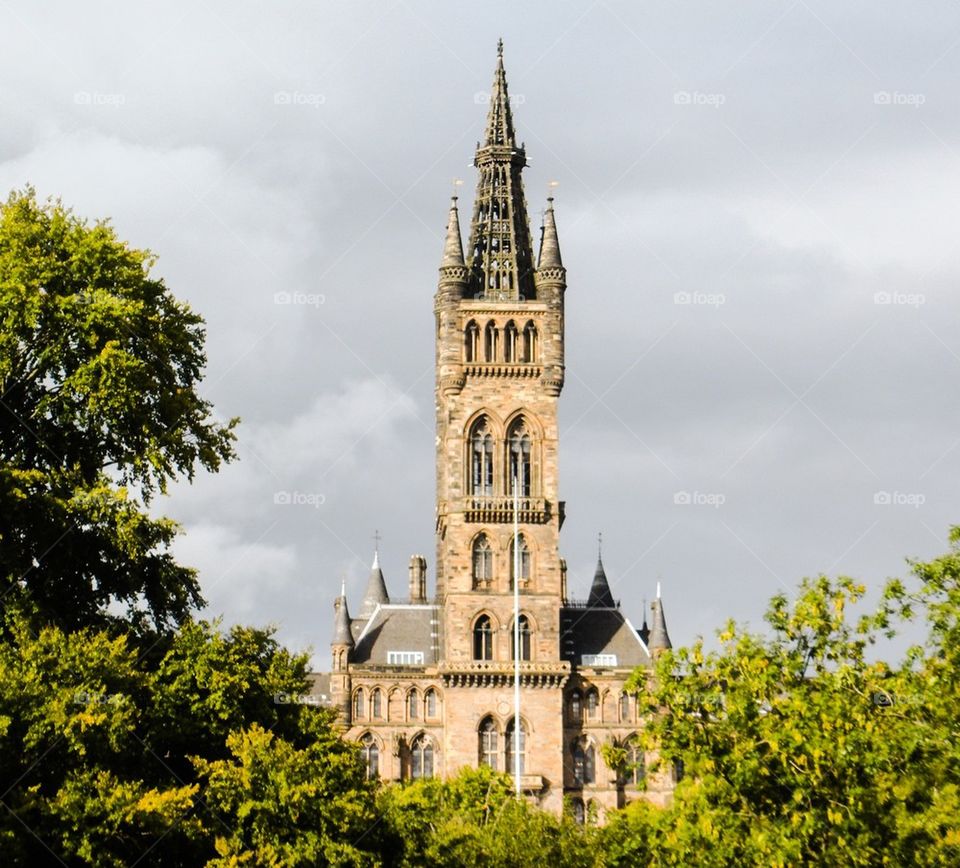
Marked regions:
[4,1,958,665]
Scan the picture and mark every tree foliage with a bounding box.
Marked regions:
[0,188,237,632]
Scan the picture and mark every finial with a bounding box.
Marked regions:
[497,38,503,57]
[656,580,662,599]
[340,578,346,598]
[597,531,603,559]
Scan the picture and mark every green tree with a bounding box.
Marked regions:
[0,613,378,866]
[0,188,236,632]
[610,531,960,866]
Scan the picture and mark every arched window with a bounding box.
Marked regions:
[569,690,582,722]
[469,418,494,496]
[522,321,538,363]
[619,692,631,723]
[408,689,419,721]
[507,419,532,497]
[512,615,531,661]
[624,737,644,786]
[472,535,493,589]
[586,687,599,719]
[484,321,498,362]
[505,718,526,775]
[504,321,518,362]
[510,534,530,589]
[478,716,498,770]
[360,734,379,780]
[371,688,383,719]
[571,798,585,826]
[411,735,434,780]
[473,615,494,661]
[465,320,479,362]
[425,688,438,719]
[353,688,365,720]
[572,739,595,786]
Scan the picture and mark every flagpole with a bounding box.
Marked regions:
[513,456,521,798]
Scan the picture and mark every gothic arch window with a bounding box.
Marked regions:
[569,690,582,722]
[505,717,527,775]
[624,736,645,787]
[586,687,599,720]
[510,534,531,589]
[511,614,532,662]
[411,735,434,780]
[507,418,532,497]
[572,738,595,786]
[465,320,480,363]
[408,689,419,721]
[473,615,494,661]
[571,798,585,826]
[469,418,494,496]
[478,716,498,770]
[472,534,493,589]
[522,321,538,363]
[353,688,365,720]
[360,733,379,780]
[425,688,439,719]
[371,688,383,720]
[484,321,498,362]
[504,321,518,362]
[619,692,631,723]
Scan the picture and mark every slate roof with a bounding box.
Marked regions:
[350,604,440,667]
[561,605,652,669]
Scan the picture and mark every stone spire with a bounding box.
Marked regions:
[440,196,465,268]
[332,581,354,648]
[466,41,536,302]
[647,584,672,655]
[587,537,615,608]
[537,197,563,269]
[360,550,389,617]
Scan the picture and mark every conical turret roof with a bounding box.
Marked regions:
[648,584,672,653]
[537,197,563,269]
[360,550,389,617]
[332,581,354,647]
[588,554,615,608]
[440,196,465,268]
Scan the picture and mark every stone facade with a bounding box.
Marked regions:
[317,43,674,822]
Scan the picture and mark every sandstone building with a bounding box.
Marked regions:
[322,43,673,820]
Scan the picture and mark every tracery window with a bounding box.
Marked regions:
[425,688,438,719]
[353,688,365,720]
[465,320,479,362]
[511,615,531,662]
[472,534,493,589]
[507,419,532,497]
[510,534,530,589]
[470,418,494,496]
[408,689,419,720]
[505,718,526,775]
[619,692,631,722]
[484,321,498,362]
[522,321,538,363]
[504,321,518,362]
[573,739,595,786]
[360,734,379,780]
[411,735,434,780]
[371,688,383,719]
[586,687,599,719]
[569,690,582,722]
[473,615,494,661]
[479,716,498,770]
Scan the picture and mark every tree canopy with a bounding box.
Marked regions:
[0,188,236,632]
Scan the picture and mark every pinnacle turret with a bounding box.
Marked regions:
[440,196,465,268]
[360,550,390,617]
[648,585,672,655]
[332,581,354,648]
[537,197,563,270]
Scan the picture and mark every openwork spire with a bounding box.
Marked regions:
[467,41,536,302]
